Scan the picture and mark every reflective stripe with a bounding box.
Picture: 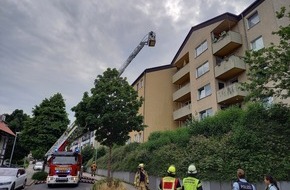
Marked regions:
[162,176,176,190]
[183,177,199,190]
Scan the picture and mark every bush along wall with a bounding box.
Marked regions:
[96,103,290,182]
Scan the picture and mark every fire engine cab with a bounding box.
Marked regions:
[46,149,82,187]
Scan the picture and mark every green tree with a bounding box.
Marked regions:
[242,7,290,101]
[72,68,145,177]
[21,93,69,159]
[4,109,30,164]
[81,145,95,166]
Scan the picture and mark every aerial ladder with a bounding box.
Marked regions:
[118,31,156,76]
[44,122,79,160]
[45,31,156,159]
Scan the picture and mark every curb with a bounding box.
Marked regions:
[34,180,46,185]
[25,180,35,186]
[80,179,96,184]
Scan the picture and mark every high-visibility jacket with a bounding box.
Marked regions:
[182,177,202,190]
[134,170,149,187]
[159,176,181,190]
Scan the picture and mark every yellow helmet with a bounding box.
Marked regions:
[167,165,176,175]
[138,163,144,168]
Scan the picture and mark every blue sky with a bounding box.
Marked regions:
[0,0,255,123]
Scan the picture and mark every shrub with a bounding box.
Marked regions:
[94,103,290,181]
[32,171,48,181]
[92,178,126,190]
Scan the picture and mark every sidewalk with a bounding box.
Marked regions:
[25,164,36,186]
[82,172,137,190]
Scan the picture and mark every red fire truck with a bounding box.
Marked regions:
[46,149,82,187]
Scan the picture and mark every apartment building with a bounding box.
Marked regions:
[129,65,178,143]
[129,0,290,143]
[172,0,289,122]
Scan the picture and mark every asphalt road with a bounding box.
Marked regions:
[26,183,92,190]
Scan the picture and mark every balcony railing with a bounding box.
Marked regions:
[173,104,192,121]
[215,55,246,80]
[217,83,248,104]
[172,63,190,85]
[212,31,242,57]
[173,83,191,102]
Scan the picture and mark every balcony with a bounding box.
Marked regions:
[212,31,242,57]
[173,83,191,102]
[172,63,190,85]
[173,104,192,121]
[215,55,246,80]
[217,83,248,105]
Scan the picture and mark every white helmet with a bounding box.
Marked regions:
[188,164,197,174]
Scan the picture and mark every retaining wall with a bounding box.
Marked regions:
[97,169,290,190]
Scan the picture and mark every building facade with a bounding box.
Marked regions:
[0,115,15,166]
[129,0,290,142]
[129,65,178,143]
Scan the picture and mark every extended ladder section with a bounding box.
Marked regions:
[118,31,156,76]
[45,31,156,161]
[45,122,78,160]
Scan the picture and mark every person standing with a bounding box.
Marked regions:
[134,163,149,190]
[182,164,202,190]
[264,175,279,190]
[232,169,256,190]
[90,161,97,176]
[159,165,182,190]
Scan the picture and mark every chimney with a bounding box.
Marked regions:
[0,114,6,122]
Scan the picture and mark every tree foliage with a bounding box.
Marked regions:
[242,6,290,101]
[20,93,69,159]
[4,109,30,163]
[81,145,95,166]
[72,68,145,177]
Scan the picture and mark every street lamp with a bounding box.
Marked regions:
[9,132,21,167]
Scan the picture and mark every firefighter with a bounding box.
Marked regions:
[134,163,149,190]
[182,164,203,190]
[90,161,97,176]
[159,165,182,190]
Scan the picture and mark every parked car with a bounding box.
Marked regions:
[33,162,44,171]
[0,167,27,190]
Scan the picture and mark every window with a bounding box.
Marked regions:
[136,79,144,91]
[218,82,225,90]
[251,36,264,51]
[199,108,213,120]
[138,132,142,143]
[247,12,260,28]
[134,134,138,142]
[181,100,191,107]
[196,61,209,78]
[198,84,211,99]
[195,41,208,57]
[263,96,274,107]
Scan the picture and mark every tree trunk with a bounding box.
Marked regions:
[107,146,112,178]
